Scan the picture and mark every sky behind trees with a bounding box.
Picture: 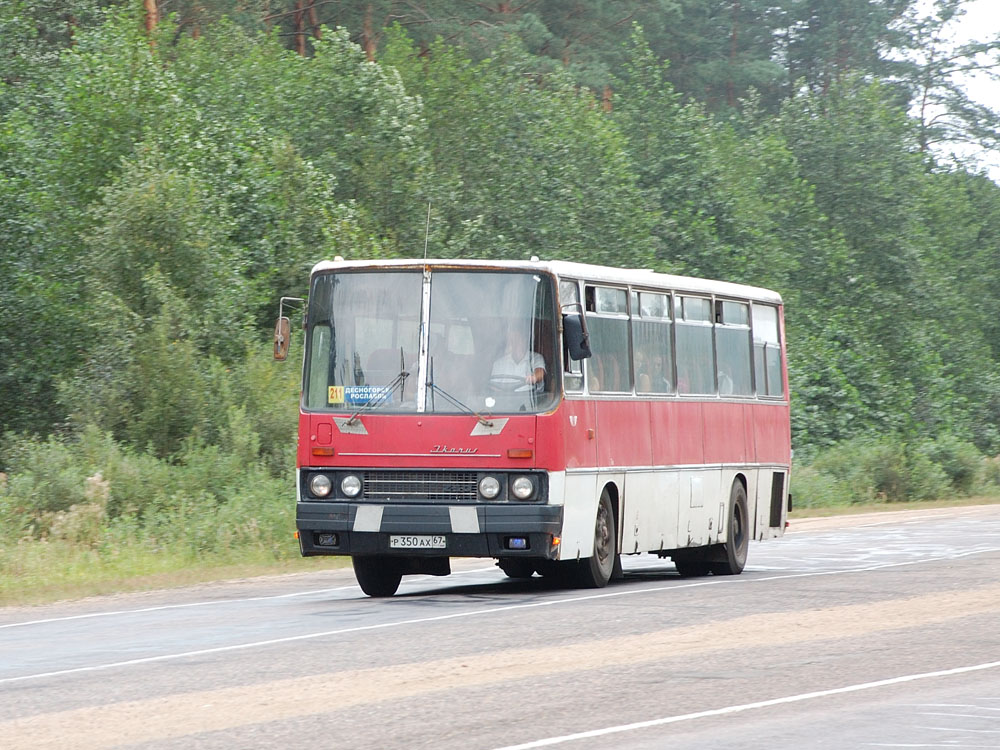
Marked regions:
[927,0,1000,177]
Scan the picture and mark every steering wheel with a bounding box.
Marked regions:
[489,375,532,393]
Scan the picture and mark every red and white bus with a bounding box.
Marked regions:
[278,258,791,597]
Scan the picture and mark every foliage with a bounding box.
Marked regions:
[2,2,1000,595]
[382,31,656,264]
[805,437,950,504]
[0,424,296,564]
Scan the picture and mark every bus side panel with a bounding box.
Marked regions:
[551,399,597,471]
[559,470,599,560]
[701,402,748,464]
[753,467,769,540]
[594,400,652,469]
[752,403,792,465]
[743,403,758,463]
[621,469,681,554]
[677,468,723,547]
[650,401,704,466]
[750,401,791,539]
[551,400,599,561]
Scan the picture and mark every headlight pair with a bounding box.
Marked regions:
[309,473,360,498]
[479,474,536,501]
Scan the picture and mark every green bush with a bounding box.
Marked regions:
[0,417,295,557]
[915,435,983,496]
[903,449,951,502]
[229,338,302,478]
[806,436,953,504]
[789,464,849,509]
[981,455,1000,490]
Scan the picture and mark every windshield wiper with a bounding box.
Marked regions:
[345,349,409,425]
[426,358,493,427]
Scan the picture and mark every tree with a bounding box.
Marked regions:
[901,0,1000,159]
[166,21,428,252]
[776,76,994,444]
[778,0,914,96]
[383,30,657,264]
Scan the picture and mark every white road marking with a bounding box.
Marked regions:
[0,566,499,630]
[918,712,1000,719]
[489,661,1000,750]
[3,548,999,685]
[907,704,1000,709]
[865,745,998,748]
[919,726,1000,733]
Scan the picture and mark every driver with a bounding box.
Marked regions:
[491,327,545,390]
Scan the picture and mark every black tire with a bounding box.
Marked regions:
[533,559,561,579]
[710,480,750,575]
[498,558,535,579]
[352,555,403,597]
[575,491,616,588]
[672,551,712,577]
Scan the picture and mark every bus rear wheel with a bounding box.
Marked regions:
[575,492,616,588]
[352,555,403,597]
[710,480,749,576]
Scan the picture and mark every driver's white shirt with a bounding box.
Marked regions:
[492,350,545,382]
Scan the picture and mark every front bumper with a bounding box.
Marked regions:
[296,501,563,558]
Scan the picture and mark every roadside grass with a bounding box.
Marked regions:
[0,540,350,606]
[789,495,1000,519]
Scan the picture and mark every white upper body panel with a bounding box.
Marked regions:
[310,257,783,306]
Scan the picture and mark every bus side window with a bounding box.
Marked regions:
[675,296,714,394]
[752,304,784,397]
[559,279,584,391]
[585,286,630,393]
[633,291,673,394]
[715,300,753,396]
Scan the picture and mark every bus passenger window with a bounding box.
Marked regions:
[715,301,753,396]
[585,285,630,393]
[753,305,784,397]
[633,292,673,394]
[675,296,714,394]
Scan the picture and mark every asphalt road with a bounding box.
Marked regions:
[3,505,1000,749]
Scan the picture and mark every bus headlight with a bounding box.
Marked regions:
[511,476,535,500]
[341,474,362,497]
[310,474,333,498]
[479,476,501,499]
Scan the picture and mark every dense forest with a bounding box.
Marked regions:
[2,0,1000,589]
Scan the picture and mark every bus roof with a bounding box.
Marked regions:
[310,257,783,305]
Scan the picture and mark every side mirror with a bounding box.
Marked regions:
[563,313,592,360]
[274,317,291,361]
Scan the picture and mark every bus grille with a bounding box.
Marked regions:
[363,471,479,501]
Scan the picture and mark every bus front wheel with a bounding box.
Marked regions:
[575,492,616,588]
[352,555,403,597]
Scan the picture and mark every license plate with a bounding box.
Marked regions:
[389,535,446,549]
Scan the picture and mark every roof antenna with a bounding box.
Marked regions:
[423,201,432,260]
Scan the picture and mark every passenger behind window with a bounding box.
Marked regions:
[718,368,734,395]
[635,350,652,393]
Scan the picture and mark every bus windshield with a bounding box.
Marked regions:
[303,269,559,414]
